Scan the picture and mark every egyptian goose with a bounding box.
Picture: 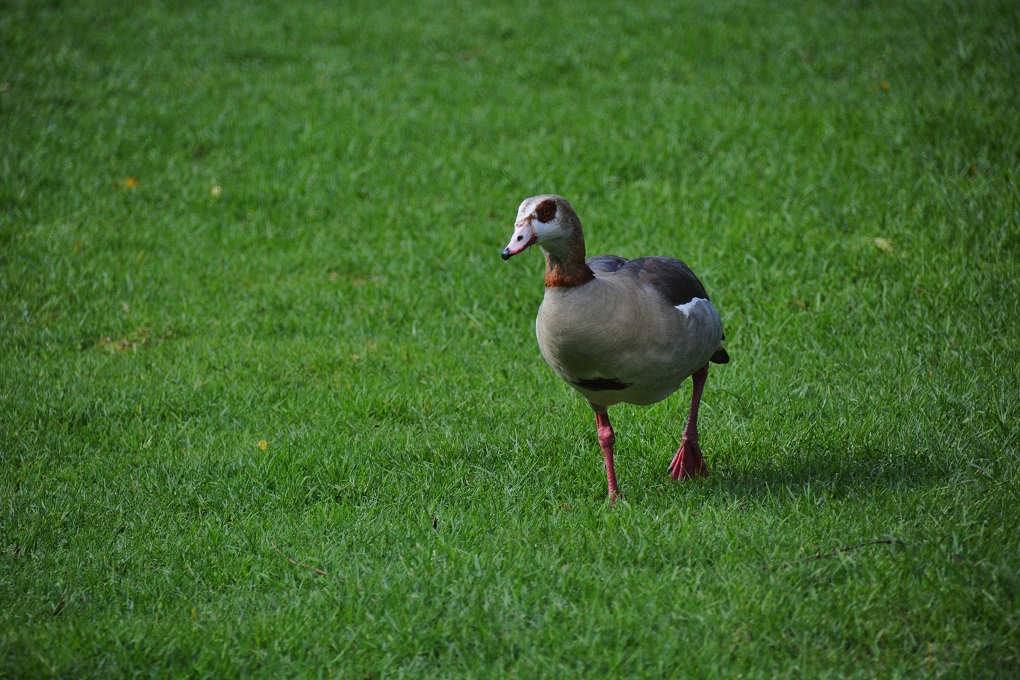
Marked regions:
[502,194,729,500]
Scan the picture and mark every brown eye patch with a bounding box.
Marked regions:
[535,199,557,223]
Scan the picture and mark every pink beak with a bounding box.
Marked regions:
[501,219,537,260]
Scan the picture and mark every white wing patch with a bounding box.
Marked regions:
[675,297,708,317]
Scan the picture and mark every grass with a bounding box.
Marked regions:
[2,0,1018,676]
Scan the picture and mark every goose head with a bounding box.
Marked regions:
[501,194,585,261]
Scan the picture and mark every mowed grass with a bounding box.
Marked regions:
[2,0,1019,676]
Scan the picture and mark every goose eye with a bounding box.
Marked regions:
[535,201,557,222]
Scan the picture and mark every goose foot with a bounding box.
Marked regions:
[668,441,707,480]
[667,366,710,480]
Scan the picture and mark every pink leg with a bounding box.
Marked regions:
[595,411,621,500]
[668,366,709,480]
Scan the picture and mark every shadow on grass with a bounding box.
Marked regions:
[714,441,954,501]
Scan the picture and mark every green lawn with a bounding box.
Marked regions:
[2,0,1018,676]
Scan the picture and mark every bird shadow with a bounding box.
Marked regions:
[636,437,957,505]
[721,442,952,500]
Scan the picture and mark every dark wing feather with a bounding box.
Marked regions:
[628,256,709,306]
[586,254,629,274]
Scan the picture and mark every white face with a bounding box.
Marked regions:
[501,195,566,260]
